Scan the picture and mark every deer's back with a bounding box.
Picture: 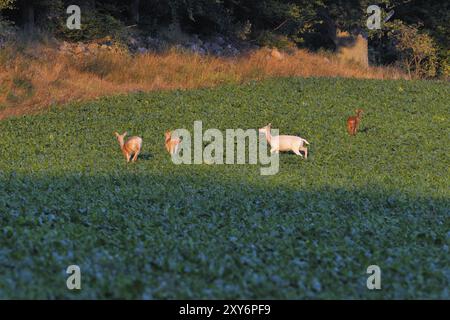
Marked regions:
[273,135,303,150]
[124,136,142,152]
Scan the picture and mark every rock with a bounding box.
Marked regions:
[215,36,225,45]
[128,36,139,47]
[54,32,255,57]
[60,41,69,49]
[191,34,203,46]
[208,42,223,55]
[188,43,203,55]
[223,44,239,57]
[137,47,147,54]
[74,44,85,55]
[146,36,167,52]
[270,48,283,60]
[87,43,98,52]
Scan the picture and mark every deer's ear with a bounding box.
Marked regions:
[114,132,119,137]
[123,132,128,136]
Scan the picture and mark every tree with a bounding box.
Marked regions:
[0,0,15,10]
[390,0,449,77]
[20,0,35,33]
[1,0,51,34]
[130,0,140,24]
[388,21,437,78]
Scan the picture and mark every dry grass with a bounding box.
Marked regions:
[0,44,406,119]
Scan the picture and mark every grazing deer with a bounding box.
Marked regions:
[165,131,181,156]
[259,123,309,159]
[114,132,142,162]
[347,109,364,136]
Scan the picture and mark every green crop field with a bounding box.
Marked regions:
[0,77,448,299]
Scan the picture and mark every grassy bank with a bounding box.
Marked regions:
[0,45,405,119]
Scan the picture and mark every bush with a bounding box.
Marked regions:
[388,21,438,78]
[57,4,129,42]
[256,31,296,52]
[0,15,17,48]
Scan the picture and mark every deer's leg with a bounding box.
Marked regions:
[292,148,303,157]
[122,149,129,162]
[132,150,140,162]
[300,147,308,159]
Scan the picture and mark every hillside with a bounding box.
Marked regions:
[0,46,404,120]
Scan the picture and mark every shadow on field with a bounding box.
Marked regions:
[358,126,373,133]
[138,152,153,160]
[0,171,448,299]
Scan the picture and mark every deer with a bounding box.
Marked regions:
[114,132,142,163]
[347,109,364,136]
[165,131,181,156]
[259,123,310,159]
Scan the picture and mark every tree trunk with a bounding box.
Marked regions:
[22,0,35,34]
[130,0,140,24]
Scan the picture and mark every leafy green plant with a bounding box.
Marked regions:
[0,78,448,299]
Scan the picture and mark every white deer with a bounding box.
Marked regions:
[259,123,309,159]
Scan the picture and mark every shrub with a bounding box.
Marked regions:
[0,14,17,48]
[256,31,297,52]
[58,3,129,42]
[388,21,438,78]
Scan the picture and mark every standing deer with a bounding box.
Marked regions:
[347,109,364,136]
[165,131,181,156]
[114,131,142,162]
[259,123,310,159]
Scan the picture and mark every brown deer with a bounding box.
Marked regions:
[165,131,181,156]
[114,132,142,162]
[347,109,364,136]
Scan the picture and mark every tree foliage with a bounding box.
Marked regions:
[388,21,437,78]
[0,0,15,10]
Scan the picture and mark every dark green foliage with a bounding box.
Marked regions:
[0,78,448,298]
[392,0,449,78]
